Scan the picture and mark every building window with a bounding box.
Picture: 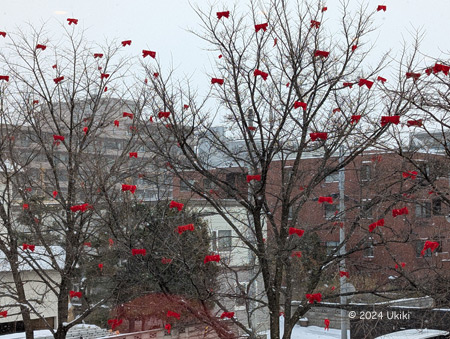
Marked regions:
[325,171,339,183]
[218,230,232,251]
[180,179,194,192]
[203,178,217,190]
[416,240,441,257]
[360,200,373,219]
[211,231,217,251]
[288,206,294,220]
[363,238,374,258]
[324,204,338,220]
[415,201,431,218]
[235,282,248,307]
[361,164,371,182]
[325,241,339,256]
[432,199,443,216]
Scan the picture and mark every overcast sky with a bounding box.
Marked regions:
[1,0,449,121]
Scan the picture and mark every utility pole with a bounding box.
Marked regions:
[339,146,348,339]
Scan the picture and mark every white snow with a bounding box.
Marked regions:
[0,330,53,339]
[375,329,449,339]
[259,316,351,338]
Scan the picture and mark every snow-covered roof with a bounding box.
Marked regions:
[0,246,65,272]
[375,329,449,339]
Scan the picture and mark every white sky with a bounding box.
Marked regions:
[1,0,449,119]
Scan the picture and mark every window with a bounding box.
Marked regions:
[203,178,217,190]
[235,282,248,307]
[211,231,217,251]
[432,199,443,216]
[288,206,294,220]
[416,201,431,218]
[283,167,293,185]
[218,230,232,251]
[360,200,373,219]
[324,204,338,220]
[325,171,339,183]
[325,241,339,256]
[361,164,371,182]
[180,179,194,192]
[363,238,374,258]
[416,240,441,257]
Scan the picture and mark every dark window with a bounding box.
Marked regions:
[363,239,374,258]
[324,204,338,220]
[325,171,339,183]
[361,164,371,181]
[432,199,443,215]
[416,240,441,257]
[180,180,194,192]
[361,200,373,219]
[203,178,217,190]
[415,201,431,218]
[325,241,339,256]
[218,230,232,251]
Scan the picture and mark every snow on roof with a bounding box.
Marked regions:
[375,329,449,339]
[0,246,65,272]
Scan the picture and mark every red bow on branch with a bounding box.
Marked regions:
[358,78,373,89]
[67,18,78,25]
[310,20,320,28]
[53,135,65,141]
[36,44,46,50]
[0,311,7,318]
[53,76,64,84]
[183,104,189,109]
[294,101,307,111]
[246,174,261,183]
[23,243,35,251]
[324,319,330,330]
[339,271,349,278]
[333,108,341,113]
[291,251,302,258]
[288,227,304,238]
[161,258,172,264]
[70,203,93,212]
[255,23,268,32]
[368,218,384,232]
[407,119,422,127]
[248,126,256,131]
[165,324,171,334]
[343,82,353,88]
[123,112,134,119]
[84,242,91,247]
[380,116,400,126]
[318,196,333,204]
[169,200,184,211]
[220,311,235,319]
[254,69,269,80]
[314,50,329,58]
[142,50,156,58]
[22,203,29,210]
[211,78,224,85]
[432,63,450,75]
[392,207,408,217]
[94,53,103,58]
[310,132,328,141]
[129,152,138,158]
[395,262,406,269]
[100,73,109,79]
[121,40,131,46]
[167,311,180,319]
[98,263,103,271]
[177,224,195,234]
[132,248,146,256]
[306,293,322,304]
[351,115,361,124]
[0,75,9,81]
[217,11,230,19]
[122,184,137,194]
[402,171,418,180]
[406,72,421,81]
[153,72,159,78]
[107,319,123,330]
[53,191,58,199]
[352,45,358,51]
[158,111,170,119]
[377,5,386,11]
[421,241,439,257]
[322,7,327,12]
[204,254,221,263]
[70,291,82,298]
[377,76,387,83]
[83,127,88,134]
[0,32,6,37]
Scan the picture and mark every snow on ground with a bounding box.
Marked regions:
[0,330,52,339]
[260,316,351,338]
